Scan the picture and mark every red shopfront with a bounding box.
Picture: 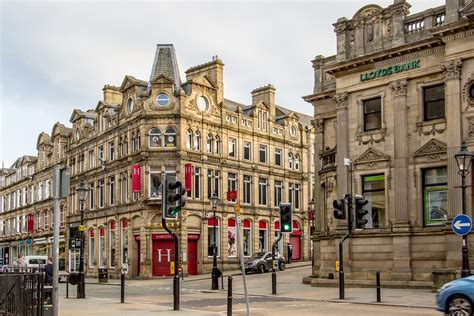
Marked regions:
[152,234,175,276]
[187,234,199,275]
[289,220,302,261]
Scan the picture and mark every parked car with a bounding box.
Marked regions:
[436,275,474,315]
[244,251,286,274]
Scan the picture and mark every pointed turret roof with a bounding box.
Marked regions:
[150,44,181,91]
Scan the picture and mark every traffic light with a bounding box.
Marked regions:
[279,203,293,233]
[354,195,369,229]
[333,199,346,220]
[162,176,186,219]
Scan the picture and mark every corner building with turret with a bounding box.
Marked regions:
[0,45,315,278]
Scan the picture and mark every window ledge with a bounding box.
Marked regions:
[416,119,447,136]
[356,128,387,145]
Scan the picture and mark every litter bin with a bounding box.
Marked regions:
[43,285,53,316]
[98,268,108,283]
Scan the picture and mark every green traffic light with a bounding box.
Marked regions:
[283,224,291,231]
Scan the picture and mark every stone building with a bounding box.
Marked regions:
[304,0,474,283]
[60,44,314,278]
[0,123,70,268]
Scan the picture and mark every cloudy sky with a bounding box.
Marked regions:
[1,0,444,167]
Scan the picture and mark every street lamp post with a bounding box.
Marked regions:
[210,192,220,290]
[76,180,89,298]
[455,141,473,278]
[308,198,315,270]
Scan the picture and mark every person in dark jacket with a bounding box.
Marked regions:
[44,257,53,286]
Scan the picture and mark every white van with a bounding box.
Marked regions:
[24,255,48,268]
[24,255,68,281]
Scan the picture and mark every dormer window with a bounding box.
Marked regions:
[127,98,134,113]
[156,93,169,107]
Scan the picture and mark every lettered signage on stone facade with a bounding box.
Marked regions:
[360,59,420,82]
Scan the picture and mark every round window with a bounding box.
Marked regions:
[156,93,169,107]
[127,98,134,113]
[469,83,474,100]
[197,96,209,112]
[290,126,297,137]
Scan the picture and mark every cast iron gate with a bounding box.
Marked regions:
[0,268,45,316]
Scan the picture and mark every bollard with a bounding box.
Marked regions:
[376,271,381,302]
[66,276,69,298]
[121,273,125,303]
[221,273,224,290]
[227,276,233,316]
[272,271,277,295]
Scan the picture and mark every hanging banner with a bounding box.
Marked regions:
[132,165,141,192]
[27,214,34,234]
[185,163,192,192]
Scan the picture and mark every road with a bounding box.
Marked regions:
[58,265,441,315]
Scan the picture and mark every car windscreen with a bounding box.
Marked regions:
[250,252,267,259]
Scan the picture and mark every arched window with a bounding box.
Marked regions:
[89,229,95,267]
[207,134,213,153]
[195,131,201,151]
[243,219,252,256]
[186,129,193,149]
[295,154,300,170]
[149,128,162,148]
[227,218,237,257]
[109,221,116,267]
[258,220,268,252]
[288,153,294,169]
[99,227,106,268]
[214,136,221,155]
[164,127,177,147]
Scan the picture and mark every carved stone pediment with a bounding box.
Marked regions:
[355,147,389,164]
[414,139,446,157]
[150,74,174,85]
[354,147,389,170]
[189,75,217,90]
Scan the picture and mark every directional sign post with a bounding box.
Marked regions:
[452,214,472,236]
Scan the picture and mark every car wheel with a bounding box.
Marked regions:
[258,264,266,274]
[278,261,286,271]
[448,294,472,316]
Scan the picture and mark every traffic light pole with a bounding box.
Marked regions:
[162,217,180,310]
[272,231,283,295]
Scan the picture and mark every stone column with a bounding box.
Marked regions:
[334,93,349,200]
[313,119,324,234]
[334,93,349,232]
[389,80,409,227]
[333,18,348,62]
[443,59,463,220]
[354,20,365,57]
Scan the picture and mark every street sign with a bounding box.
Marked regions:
[335,260,340,272]
[25,239,31,245]
[235,204,241,216]
[79,225,86,232]
[170,261,175,274]
[272,259,278,270]
[122,263,128,274]
[452,214,472,236]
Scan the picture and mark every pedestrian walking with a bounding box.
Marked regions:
[13,253,27,268]
[44,257,53,286]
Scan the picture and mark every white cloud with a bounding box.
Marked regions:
[1,0,445,166]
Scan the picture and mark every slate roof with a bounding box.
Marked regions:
[150,44,182,90]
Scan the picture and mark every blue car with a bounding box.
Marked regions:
[437,275,474,315]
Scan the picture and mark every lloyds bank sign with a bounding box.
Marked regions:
[360,59,420,82]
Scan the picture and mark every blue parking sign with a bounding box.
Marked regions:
[452,214,472,236]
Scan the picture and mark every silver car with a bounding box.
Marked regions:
[245,251,286,273]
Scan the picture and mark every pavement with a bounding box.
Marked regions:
[58,261,440,315]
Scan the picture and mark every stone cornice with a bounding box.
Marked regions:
[325,38,444,77]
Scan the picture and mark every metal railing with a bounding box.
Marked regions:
[0,268,45,316]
